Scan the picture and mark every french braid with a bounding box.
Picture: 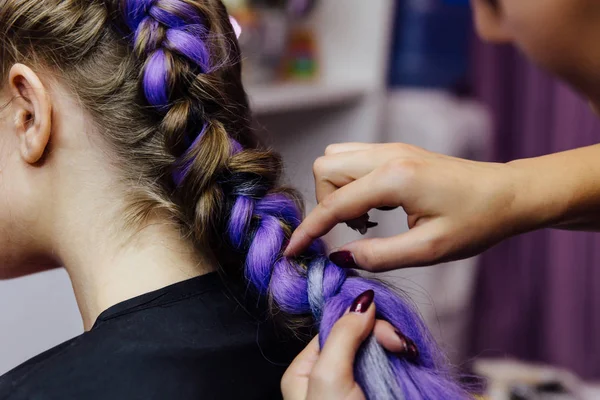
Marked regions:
[117,1,469,397]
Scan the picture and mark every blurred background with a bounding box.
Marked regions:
[2,0,600,398]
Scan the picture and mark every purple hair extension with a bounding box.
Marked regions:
[119,1,470,398]
[143,49,171,109]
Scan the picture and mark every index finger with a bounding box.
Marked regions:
[324,142,378,155]
[284,170,398,256]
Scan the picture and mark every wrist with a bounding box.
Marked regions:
[506,158,569,233]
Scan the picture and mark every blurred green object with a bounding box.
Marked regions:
[281,28,319,80]
[223,0,319,84]
[222,0,248,12]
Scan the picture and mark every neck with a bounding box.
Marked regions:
[33,104,219,331]
[55,205,217,331]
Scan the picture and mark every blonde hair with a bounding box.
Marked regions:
[0,0,296,282]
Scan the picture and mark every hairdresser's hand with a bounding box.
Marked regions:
[284,142,533,271]
[281,290,412,400]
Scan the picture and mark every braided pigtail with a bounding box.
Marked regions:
[114,0,469,398]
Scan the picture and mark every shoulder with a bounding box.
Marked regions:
[0,330,287,400]
[0,289,300,400]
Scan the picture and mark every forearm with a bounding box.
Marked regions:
[509,144,600,233]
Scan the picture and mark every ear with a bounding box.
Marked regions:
[471,0,512,43]
[8,64,52,164]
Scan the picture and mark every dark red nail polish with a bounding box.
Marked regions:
[395,330,419,362]
[330,251,358,269]
[350,290,375,313]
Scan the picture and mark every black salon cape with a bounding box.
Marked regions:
[0,273,302,400]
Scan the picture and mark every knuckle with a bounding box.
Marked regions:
[324,143,342,155]
[384,158,421,176]
[392,142,423,154]
[330,314,359,334]
[360,239,385,270]
[421,234,449,263]
[378,159,424,190]
[319,192,338,212]
[313,156,329,177]
[317,193,344,226]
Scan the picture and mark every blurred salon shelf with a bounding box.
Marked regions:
[248,82,371,115]
[251,0,394,211]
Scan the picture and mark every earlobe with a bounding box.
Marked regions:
[8,64,52,164]
[471,0,512,43]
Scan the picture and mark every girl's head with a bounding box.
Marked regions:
[472,0,600,107]
[0,1,468,398]
[0,0,256,279]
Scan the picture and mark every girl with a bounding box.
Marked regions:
[0,0,466,399]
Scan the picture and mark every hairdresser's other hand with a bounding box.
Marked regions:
[280,307,371,399]
[285,143,531,271]
[281,290,413,400]
[281,290,418,400]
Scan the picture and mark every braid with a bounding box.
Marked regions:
[116,0,469,398]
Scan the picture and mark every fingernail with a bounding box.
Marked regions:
[329,251,358,269]
[350,290,375,313]
[395,330,419,362]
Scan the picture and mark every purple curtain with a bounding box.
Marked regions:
[470,41,600,379]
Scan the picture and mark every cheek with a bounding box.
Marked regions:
[0,250,60,279]
[0,202,58,280]
[0,190,29,279]
[0,109,17,165]
[0,115,57,279]
[503,2,576,67]
[501,0,599,79]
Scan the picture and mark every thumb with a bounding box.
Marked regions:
[281,336,320,400]
[306,291,376,400]
[343,222,449,271]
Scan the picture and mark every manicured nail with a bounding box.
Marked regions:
[350,290,375,313]
[329,251,358,269]
[395,330,419,362]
